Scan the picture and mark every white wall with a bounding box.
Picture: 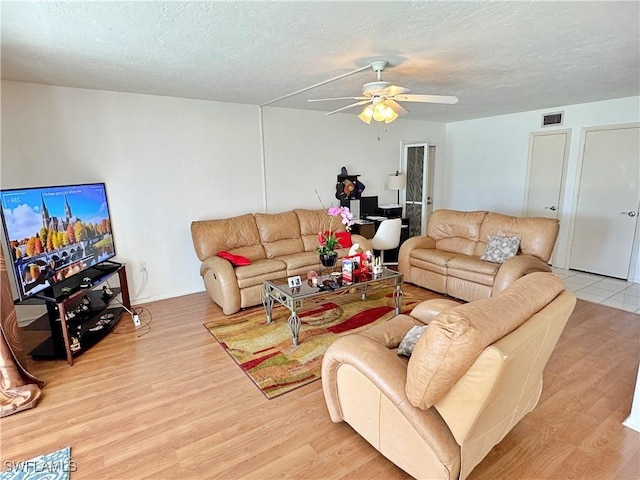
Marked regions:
[1,81,263,309]
[1,81,444,319]
[445,96,640,271]
[5,79,636,317]
[262,107,445,212]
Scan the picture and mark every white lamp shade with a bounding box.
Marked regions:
[359,101,400,124]
[387,173,406,190]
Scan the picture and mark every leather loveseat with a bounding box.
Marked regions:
[191,209,373,315]
[322,272,576,480]
[399,209,559,302]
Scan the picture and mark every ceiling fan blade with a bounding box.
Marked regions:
[381,85,410,97]
[386,99,409,115]
[325,100,371,116]
[308,96,367,102]
[393,94,459,104]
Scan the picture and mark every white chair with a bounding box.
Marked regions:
[371,218,402,265]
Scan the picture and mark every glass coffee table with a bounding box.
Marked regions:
[262,268,403,346]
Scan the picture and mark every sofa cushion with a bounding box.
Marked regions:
[410,248,459,267]
[295,209,349,252]
[191,214,265,261]
[427,210,488,255]
[447,255,500,287]
[447,255,501,276]
[473,212,559,262]
[255,211,304,258]
[277,251,319,271]
[405,272,565,409]
[235,259,287,288]
[479,235,521,263]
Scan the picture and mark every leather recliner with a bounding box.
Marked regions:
[322,272,576,480]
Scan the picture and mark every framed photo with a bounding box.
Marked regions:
[287,275,302,288]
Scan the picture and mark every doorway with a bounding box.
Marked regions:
[402,143,434,237]
[524,129,571,219]
[524,129,571,265]
[569,124,639,280]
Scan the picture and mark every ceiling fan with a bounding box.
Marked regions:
[308,60,458,124]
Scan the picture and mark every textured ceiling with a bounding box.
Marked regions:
[2,1,639,122]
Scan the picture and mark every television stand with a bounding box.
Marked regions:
[26,264,131,366]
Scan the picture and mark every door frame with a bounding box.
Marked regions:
[523,128,571,266]
[523,128,571,218]
[566,122,640,282]
[401,142,430,236]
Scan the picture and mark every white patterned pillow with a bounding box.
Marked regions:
[480,235,521,263]
[397,325,428,357]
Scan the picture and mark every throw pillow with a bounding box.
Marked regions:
[479,235,521,263]
[323,231,352,249]
[397,325,428,357]
[217,251,251,266]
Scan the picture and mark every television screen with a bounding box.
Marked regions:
[0,183,116,301]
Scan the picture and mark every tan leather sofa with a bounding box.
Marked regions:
[322,272,576,480]
[191,209,373,315]
[399,209,559,302]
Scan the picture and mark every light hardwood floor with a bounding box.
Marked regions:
[3,284,639,480]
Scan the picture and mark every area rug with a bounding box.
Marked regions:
[204,288,436,399]
[1,446,72,480]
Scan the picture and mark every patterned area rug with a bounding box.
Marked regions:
[1,447,71,480]
[204,288,437,399]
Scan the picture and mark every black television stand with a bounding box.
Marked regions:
[26,264,131,366]
[92,260,122,271]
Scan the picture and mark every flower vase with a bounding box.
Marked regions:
[319,253,338,268]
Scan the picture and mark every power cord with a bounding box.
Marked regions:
[105,280,152,337]
[111,304,152,337]
[133,266,148,300]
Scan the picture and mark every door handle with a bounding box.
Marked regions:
[544,206,557,211]
[620,211,637,217]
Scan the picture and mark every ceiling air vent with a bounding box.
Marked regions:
[542,112,563,127]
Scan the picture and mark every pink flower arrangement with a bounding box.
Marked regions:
[317,206,354,256]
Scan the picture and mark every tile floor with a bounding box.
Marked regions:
[551,267,640,314]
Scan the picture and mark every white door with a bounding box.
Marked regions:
[525,130,571,219]
[403,143,431,236]
[569,125,640,279]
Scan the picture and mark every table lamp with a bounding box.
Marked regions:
[387,171,406,205]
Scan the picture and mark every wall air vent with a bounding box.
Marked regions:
[542,112,563,127]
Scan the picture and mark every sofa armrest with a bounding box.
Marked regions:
[492,254,552,296]
[322,334,412,422]
[350,234,373,254]
[200,256,242,314]
[321,334,462,470]
[410,299,463,324]
[398,236,437,282]
[358,314,424,348]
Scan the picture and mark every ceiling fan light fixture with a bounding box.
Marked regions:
[372,102,387,121]
[310,59,457,124]
[358,104,374,124]
[384,105,398,123]
[359,101,399,124]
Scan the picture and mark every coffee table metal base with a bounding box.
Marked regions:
[262,286,305,346]
[263,272,403,347]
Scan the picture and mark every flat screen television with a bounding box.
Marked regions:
[0,182,117,302]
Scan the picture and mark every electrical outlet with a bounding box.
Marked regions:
[133,313,141,327]
[139,262,147,272]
